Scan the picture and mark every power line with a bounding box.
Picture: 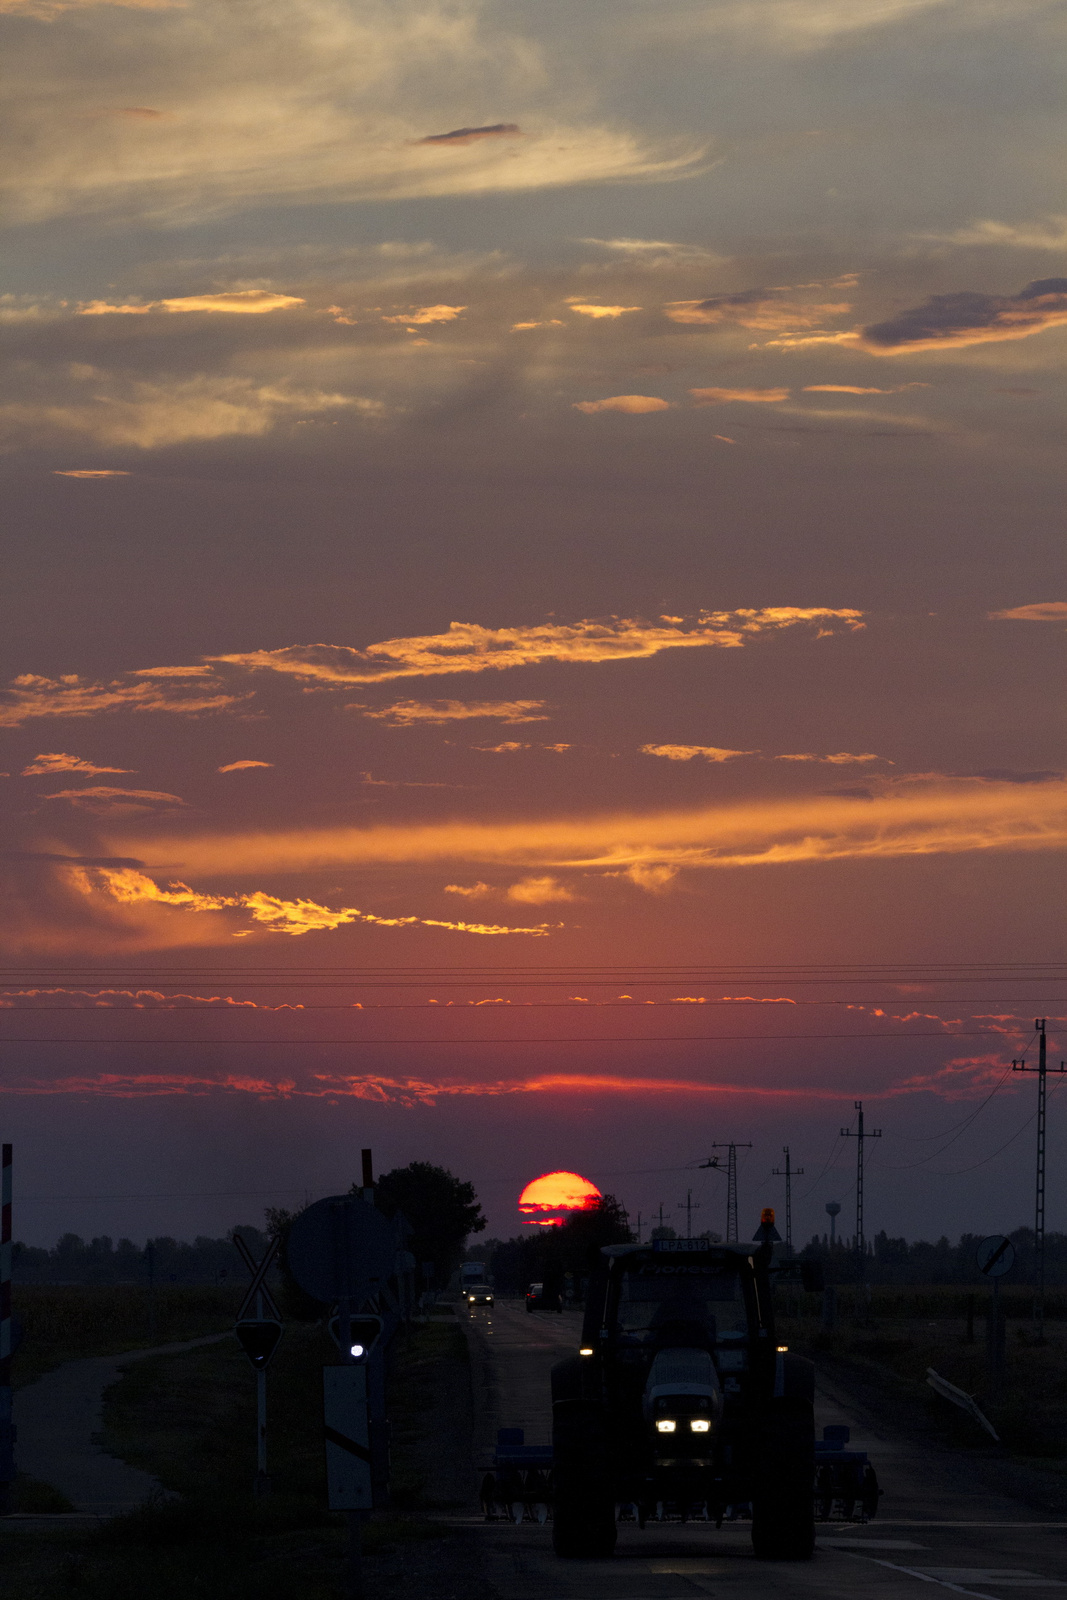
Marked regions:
[0,1029,1033,1046]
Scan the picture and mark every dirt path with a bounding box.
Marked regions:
[13,1334,231,1514]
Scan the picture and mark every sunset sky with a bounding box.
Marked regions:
[2,0,1065,1250]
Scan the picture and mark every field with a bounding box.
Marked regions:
[0,1297,484,1600]
[776,1284,1067,1480]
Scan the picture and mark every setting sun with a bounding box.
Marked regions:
[519,1170,601,1224]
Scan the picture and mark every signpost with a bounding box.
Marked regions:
[0,1145,13,1514]
[288,1190,396,1600]
[233,1233,282,1496]
[976,1234,1014,1393]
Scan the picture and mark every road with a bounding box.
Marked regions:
[461,1299,1067,1600]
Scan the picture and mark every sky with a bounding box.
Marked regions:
[1,0,1066,1252]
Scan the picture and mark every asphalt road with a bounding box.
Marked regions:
[461,1299,1067,1600]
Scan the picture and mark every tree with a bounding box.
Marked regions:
[365,1162,485,1287]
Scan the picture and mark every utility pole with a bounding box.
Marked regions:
[772,1147,804,1252]
[840,1102,881,1276]
[677,1189,700,1240]
[702,1143,752,1241]
[635,1211,643,1244]
[657,1202,667,1234]
[1013,1020,1066,1342]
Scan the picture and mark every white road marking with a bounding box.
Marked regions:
[913,1573,1065,1589]
[820,1539,930,1549]
[843,1553,1047,1599]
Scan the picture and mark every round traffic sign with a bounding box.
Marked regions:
[976,1235,1015,1278]
[287,1194,396,1304]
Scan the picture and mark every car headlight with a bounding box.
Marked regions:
[655,1419,677,1434]
[690,1419,711,1433]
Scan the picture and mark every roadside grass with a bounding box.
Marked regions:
[1,1309,481,1599]
[11,1285,244,1387]
[777,1285,1067,1463]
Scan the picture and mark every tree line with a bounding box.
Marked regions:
[801,1227,1067,1285]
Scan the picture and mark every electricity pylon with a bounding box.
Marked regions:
[772,1146,804,1251]
[701,1143,752,1242]
[840,1102,880,1275]
[1013,1019,1066,1342]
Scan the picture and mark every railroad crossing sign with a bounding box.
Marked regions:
[235,1319,283,1369]
[287,1195,395,1305]
[233,1233,282,1320]
[976,1235,1015,1278]
[323,1365,372,1511]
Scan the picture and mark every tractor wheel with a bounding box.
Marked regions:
[861,1463,881,1521]
[552,1399,617,1559]
[751,1399,816,1560]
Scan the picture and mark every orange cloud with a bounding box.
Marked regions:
[573,395,672,414]
[211,608,863,686]
[21,752,132,776]
[567,301,642,318]
[78,291,304,316]
[443,882,492,898]
[117,776,1067,882]
[803,385,895,394]
[641,743,756,762]
[41,785,185,812]
[511,320,564,330]
[356,698,548,725]
[667,293,849,330]
[776,751,888,764]
[690,387,789,404]
[218,759,273,772]
[989,602,1067,622]
[381,304,466,325]
[506,876,576,903]
[0,672,247,728]
[52,469,130,478]
[859,279,1067,353]
[78,866,555,938]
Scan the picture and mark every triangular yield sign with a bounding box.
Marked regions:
[235,1318,283,1370]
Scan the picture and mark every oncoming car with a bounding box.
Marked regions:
[466,1283,495,1307]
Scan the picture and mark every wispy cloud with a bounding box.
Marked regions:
[0,672,246,728]
[218,759,274,772]
[989,602,1067,622]
[567,301,643,319]
[641,743,756,762]
[52,469,130,478]
[573,395,672,414]
[21,752,133,776]
[77,865,556,938]
[506,875,576,903]
[42,785,185,813]
[77,291,304,316]
[355,698,549,725]
[667,291,849,330]
[776,751,888,764]
[381,304,467,325]
[690,387,789,405]
[415,124,520,146]
[212,609,864,686]
[120,776,1067,880]
[860,278,1067,353]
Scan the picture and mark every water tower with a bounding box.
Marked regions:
[825,1200,841,1245]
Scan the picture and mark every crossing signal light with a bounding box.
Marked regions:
[234,1318,283,1370]
[327,1314,383,1360]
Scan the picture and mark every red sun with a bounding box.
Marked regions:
[519,1170,601,1226]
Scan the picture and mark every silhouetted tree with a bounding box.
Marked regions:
[366,1162,486,1286]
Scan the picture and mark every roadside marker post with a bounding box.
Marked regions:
[0,1144,13,1513]
[976,1234,1015,1394]
[233,1233,282,1496]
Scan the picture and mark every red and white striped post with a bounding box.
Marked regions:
[0,1143,13,1504]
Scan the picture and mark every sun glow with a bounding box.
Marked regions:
[519,1170,601,1225]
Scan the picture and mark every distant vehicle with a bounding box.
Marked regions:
[461,1261,486,1290]
[466,1283,494,1307]
[526,1282,562,1313]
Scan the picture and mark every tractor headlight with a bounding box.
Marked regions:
[655,1419,677,1434]
[690,1419,711,1433]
